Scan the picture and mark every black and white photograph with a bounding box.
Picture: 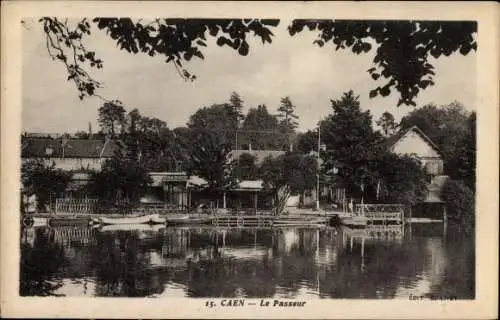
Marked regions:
[1,1,498,319]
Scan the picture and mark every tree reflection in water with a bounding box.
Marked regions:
[20,227,66,296]
[19,224,474,299]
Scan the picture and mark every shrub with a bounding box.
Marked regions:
[441,179,475,228]
[21,160,72,212]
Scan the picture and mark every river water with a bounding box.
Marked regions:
[20,223,474,299]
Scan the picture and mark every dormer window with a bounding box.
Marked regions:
[45,146,54,156]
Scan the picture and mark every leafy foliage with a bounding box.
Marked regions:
[374,153,428,205]
[399,102,475,184]
[98,100,126,138]
[277,96,299,134]
[441,179,475,231]
[21,160,72,211]
[38,18,476,106]
[179,128,236,193]
[296,129,318,154]
[259,152,317,214]
[233,153,258,181]
[320,90,383,196]
[289,20,477,106]
[241,104,281,149]
[376,111,399,137]
[88,152,152,203]
[181,103,240,190]
[229,91,245,126]
[320,90,429,204]
[188,103,238,146]
[122,108,180,171]
[39,17,279,98]
[39,17,104,100]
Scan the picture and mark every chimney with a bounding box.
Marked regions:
[88,122,92,138]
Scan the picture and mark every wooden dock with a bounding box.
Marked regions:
[211,214,329,228]
[340,204,405,227]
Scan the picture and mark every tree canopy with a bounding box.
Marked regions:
[320,90,383,195]
[241,104,281,150]
[376,111,399,137]
[21,160,72,211]
[399,101,475,186]
[319,90,428,203]
[259,152,317,214]
[97,100,126,138]
[38,18,476,106]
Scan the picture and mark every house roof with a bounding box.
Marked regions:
[384,125,443,157]
[185,176,264,191]
[21,138,121,158]
[229,149,286,165]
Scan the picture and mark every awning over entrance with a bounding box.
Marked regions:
[149,172,188,187]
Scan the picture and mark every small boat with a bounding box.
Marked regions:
[166,215,211,226]
[48,217,90,227]
[98,213,165,225]
[99,223,165,232]
[341,216,368,228]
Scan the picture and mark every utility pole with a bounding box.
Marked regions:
[316,121,321,211]
[235,130,238,150]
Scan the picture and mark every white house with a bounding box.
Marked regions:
[21,137,122,193]
[385,125,444,179]
[21,137,121,171]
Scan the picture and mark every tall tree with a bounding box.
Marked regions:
[460,112,476,190]
[376,111,399,137]
[241,104,280,149]
[188,103,238,148]
[277,96,299,150]
[88,153,152,204]
[97,100,126,138]
[179,128,236,195]
[278,96,299,133]
[296,130,318,154]
[321,90,383,197]
[229,91,245,126]
[38,18,476,105]
[121,108,178,171]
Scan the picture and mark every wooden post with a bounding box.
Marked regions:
[443,205,448,235]
[361,237,365,258]
[254,192,258,214]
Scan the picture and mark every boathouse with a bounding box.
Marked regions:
[384,125,444,181]
[384,125,448,220]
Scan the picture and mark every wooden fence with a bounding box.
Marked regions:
[54,198,99,214]
[355,203,406,224]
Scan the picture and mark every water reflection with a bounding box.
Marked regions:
[20,224,474,299]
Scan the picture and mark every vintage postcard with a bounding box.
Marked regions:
[1,1,498,319]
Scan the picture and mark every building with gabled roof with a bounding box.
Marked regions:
[21,137,122,171]
[384,125,444,179]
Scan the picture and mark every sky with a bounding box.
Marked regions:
[22,18,476,134]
